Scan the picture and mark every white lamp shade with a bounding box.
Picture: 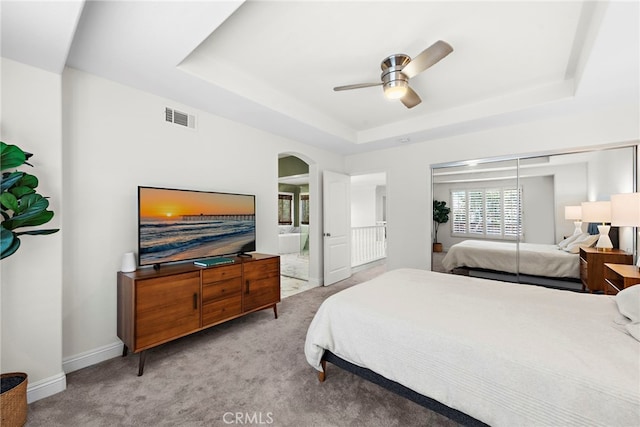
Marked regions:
[564,205,582,220]
[581,201,611,223]
[611,192,640,226]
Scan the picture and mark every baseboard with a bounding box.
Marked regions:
[27,372,66,403]
[63,341,123,374]
[352,258,386,273]
[308,277,321,287]
[26,342,123,403]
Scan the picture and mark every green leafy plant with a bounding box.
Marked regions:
[1,141,59,259]
[433,200,450,244]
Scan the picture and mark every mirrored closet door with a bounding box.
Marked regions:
[431,145,637,291]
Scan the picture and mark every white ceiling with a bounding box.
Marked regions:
[2,1,638,155]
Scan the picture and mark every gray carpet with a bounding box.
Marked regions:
[26,264,458,427]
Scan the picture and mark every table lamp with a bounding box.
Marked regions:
[581,201,612,251]
[564,205,583,236]
[611,192,640,268]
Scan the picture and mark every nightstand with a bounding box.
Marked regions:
[579,247,632,293]
[604,263,640,295]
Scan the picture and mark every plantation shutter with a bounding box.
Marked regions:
[450,187,522,239]
[503,188,522,237]
[485,189,502,236]
[451,190,467,234]
[468,190,484,234]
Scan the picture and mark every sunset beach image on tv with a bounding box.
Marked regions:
[138,187,256,266]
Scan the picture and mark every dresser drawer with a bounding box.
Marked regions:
[202,294,242,326]
[202,277,242,304]
[243,257,280,279]
[201,264,242,284]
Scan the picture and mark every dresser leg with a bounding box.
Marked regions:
[273,304,278,319]
[122,344,128,357]
[138,351,146,376]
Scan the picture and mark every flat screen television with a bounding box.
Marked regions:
[138,186,256,267]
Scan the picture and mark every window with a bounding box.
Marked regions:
[278,193,293,225]
[300,193,309,225]
[451,187,522,239]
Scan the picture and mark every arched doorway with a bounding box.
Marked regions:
[278,153,318,297]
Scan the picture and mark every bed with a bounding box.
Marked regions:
[440,240,588,289]
[304,268,640,426]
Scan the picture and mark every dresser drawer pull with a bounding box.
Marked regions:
[193,293,198,309]
[245,280,250,294]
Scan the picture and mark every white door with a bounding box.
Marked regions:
[323,170,351,285]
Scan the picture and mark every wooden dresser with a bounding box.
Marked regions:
[579,247,632,293]
[117,253,280,375]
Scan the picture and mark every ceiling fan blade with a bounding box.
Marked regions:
[402,40,453,79]
[333,82,382,91]
[400,86,421,109]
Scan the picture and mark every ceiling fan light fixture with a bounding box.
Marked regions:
[384,80,408,100]
[334,41,453,109]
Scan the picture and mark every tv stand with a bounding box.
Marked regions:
[117,253,280,375]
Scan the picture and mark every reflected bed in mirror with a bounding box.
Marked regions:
[441,231,601,291]
[431,144,637,292]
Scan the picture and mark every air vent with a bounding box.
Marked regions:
[165,107,196,129]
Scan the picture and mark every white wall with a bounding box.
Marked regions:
[345,104,639,271]
[587,147,635,201]
[0,58,66,400]
[545,160,589,240]
[60,68,344,368]
[0,65,344,401]
[351,185,377,227]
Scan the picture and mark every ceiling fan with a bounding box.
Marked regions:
[333,40,453,109]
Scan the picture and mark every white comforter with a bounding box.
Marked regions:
[441,240,580,278]
[305,269,640,426]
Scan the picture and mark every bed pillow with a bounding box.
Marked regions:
[563,234,599,254]
[616,285,640,322]
[616,286,640,342]
[557,233,584,249]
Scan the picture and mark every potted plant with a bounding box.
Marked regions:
[433,200,450,253]
[1,141,59,259]
[1,141,59,423]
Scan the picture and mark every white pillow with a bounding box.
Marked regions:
[616,285,640,322]
[626,322,640,342]
[563,234,600,253]
[557,233,584,249]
